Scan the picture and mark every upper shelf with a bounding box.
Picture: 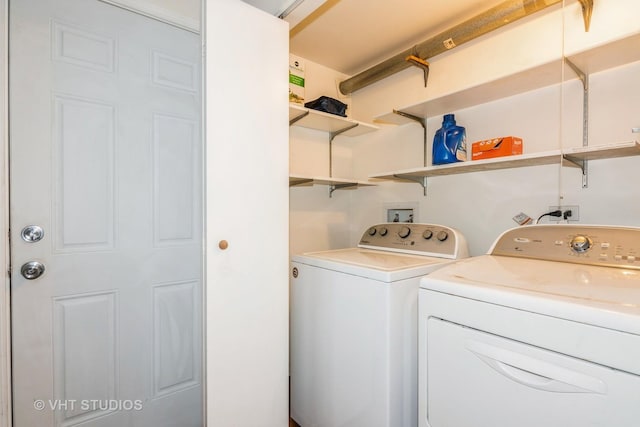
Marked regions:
[290,104,378,137]
[374,32,640,125]
[370,141,640,180]
[371,150,563,180]
[562,140,640,162]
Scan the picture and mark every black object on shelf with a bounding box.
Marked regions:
[304,96,348,117]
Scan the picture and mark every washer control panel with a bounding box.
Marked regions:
[491,224,640,269]
[358,223,467,259]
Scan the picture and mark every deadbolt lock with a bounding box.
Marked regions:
[21,225,44,243]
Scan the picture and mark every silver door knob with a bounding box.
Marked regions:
[21,261,45,280]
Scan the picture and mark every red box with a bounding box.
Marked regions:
[471,136,523,160]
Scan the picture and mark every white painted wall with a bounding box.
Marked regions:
[290,0,640,257]
[349,84,565,256]
[289,58,355,255]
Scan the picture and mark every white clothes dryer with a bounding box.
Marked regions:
[419,224,640,427]
[290,223,469,427]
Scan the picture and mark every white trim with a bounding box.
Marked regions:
[98,0,200,34]
[0,0,11,425]
[282,0,327,29]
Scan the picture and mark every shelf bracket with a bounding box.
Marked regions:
[392,110,427,167]
[562,154,588,188]
[565,57,587,91]
[562,154,585,171]
[565,57,589,188]
[393,174,428,196]
[329,123,359,177]
[329,123,359,143]
[329,183,355,198]
[577,0,593,32]
[406,54,430,87]
[289,110,309,126]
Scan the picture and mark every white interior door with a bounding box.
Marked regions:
[9,0,203,425]
[205,1,289,426]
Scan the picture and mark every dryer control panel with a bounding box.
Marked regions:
[491,224,640,269]
[358,223,469,259]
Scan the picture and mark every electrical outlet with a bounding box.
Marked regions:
[548,205,580,222]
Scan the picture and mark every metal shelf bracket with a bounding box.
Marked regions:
[289,110,309,126]
[562,154,585,172]
[393,109,428,168]
[329,183,355,198]
[329,123,359,177]
[406,54,430,87]
[329,123,359,143]
[577,0,593,32]
[393,174,428,196]
[565,57,589,188]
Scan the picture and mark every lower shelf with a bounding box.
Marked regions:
[289,175,375,197]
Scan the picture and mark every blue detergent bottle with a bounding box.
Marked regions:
[432,114,467,165]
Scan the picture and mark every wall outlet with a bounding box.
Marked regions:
[383,202,419,223]
[387,208,414,223]
[548,205,580,222]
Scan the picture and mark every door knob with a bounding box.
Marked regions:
[20,261,45,280]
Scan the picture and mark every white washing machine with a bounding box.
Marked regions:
[290,223,469,427]
[419,224,640,427]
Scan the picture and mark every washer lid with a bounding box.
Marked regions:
[421,255,640,334]
[292,248,453,282]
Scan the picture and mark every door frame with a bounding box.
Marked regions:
[0,2,202,426]
[0,0,11,425]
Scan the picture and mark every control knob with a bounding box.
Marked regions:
[398,226,411,239]
[379,227,388,236]
[422,230,433,240]
[367,227,377,236]
[570,235,592,253]
[436,230,449,242]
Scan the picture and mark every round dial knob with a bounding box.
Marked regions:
[436,230,449,242]
[367,227,377,236]
[422,230,433,240]
[379,227,388,236]
[398,226,411,239]
[570,235,592,253]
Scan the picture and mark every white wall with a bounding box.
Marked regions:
[349,82,565,256]
[290,0,640,257]
[289,58,355,255]
[559,60,640,227]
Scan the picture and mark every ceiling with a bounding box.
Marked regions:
[287,0,509,76]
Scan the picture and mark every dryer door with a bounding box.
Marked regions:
[423,317,640,427]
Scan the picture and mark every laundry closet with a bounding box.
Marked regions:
[0,0,639,426]
[289,0,640,257]
[286,0,640,426]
